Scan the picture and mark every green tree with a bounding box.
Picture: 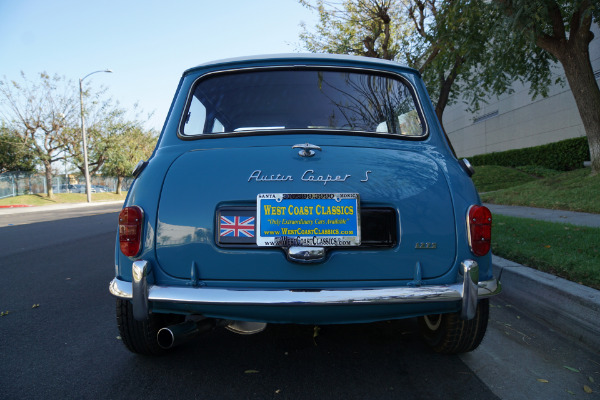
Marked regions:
[299,0,556,151]
[494,0,600,173]
[101,125,157,194]
[300,0,409,59]
[0,123,37,173]
[62,101,144,177]
[404,1,553,122]
[0,72,78,197]
[61,83,115,177]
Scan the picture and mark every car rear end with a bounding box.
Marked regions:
[110,54,500,355]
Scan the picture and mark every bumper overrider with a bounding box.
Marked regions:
[110,259,501,322]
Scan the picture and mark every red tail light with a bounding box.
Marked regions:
[467,205,492,257]
[119,206,143,257]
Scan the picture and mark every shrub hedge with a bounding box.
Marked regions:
[468,137,590,171]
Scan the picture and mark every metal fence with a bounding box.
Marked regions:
[0,171,133,199]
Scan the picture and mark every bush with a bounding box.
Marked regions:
[469,137,590,171]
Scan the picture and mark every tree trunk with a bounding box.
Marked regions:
[532,2,600,174]
[14,172,21,196]
[435,112,457,158]
[434,59,463,158]
[116,176,123,195]
[43,161,54,198]
[557,46,600,174]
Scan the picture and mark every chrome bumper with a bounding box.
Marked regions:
[110,260,501,321]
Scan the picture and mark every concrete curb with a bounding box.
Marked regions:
[493,255,600,350]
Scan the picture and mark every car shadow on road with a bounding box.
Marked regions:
[106,319,498,400]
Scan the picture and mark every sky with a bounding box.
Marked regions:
[0,0,318,131]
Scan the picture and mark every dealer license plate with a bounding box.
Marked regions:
[256,193,360,247]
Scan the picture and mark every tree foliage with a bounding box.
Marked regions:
[0,71,157,198]
[299,1,556,142]
[406,1,553,119]
[62,95,150,179]
[0,72,79,197]
[101,124,157,194]
[0,124,37,173]
[60,82,115,177]
[300,0,409,59]
[300,1,600,173]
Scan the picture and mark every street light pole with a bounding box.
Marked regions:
[79,69,112,203]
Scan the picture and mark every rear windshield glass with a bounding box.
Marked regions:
[182,69,425,137]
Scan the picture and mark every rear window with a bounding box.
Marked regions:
[181,69,425,137]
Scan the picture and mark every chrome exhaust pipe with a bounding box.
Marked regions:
[157,319,215,350]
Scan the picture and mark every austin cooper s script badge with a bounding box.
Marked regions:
[248,169,372,185]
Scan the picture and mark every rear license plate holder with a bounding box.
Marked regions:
[256,193,360,247]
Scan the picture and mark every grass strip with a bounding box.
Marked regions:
[480,168,600,214]
[492,214,600,290]
[0,193,127,206]
[472,165,538,192]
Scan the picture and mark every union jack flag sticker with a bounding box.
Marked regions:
[219,215,255,237]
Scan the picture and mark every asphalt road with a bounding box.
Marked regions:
[0,206,598,399]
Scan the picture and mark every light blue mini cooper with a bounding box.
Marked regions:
[110,54,500,355]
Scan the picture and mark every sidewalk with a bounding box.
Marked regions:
[0,200,124,215]
[484,203,600,227]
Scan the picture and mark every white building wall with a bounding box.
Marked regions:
[443,24,600,158]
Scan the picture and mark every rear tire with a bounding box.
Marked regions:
[116,299,183,355]
[419,299,489,354]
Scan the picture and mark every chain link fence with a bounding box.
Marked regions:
[0,171,133,199]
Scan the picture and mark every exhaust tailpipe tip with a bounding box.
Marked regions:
[157,319,215,350]
[156,327,176,350]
